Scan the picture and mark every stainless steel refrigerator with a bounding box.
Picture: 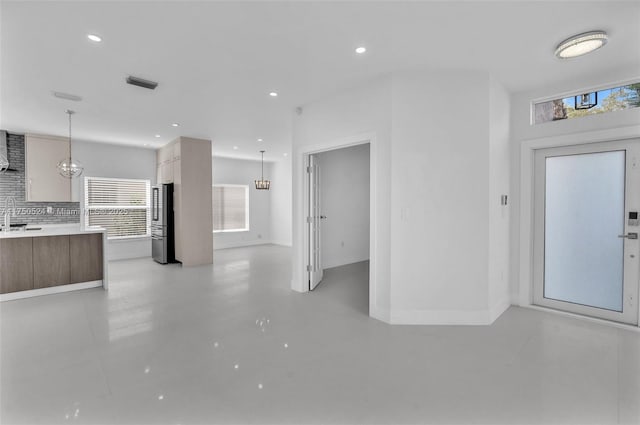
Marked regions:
[151,183,176,264]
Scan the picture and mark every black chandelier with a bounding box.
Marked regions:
[254,150,270,190]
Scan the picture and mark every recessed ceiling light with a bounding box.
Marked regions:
[555,31,608,59]
[87,34,102,43]
[233,146,239,150]
[155,134,161,138]
[269,92,278,97]
[171,123,179,127]
[355,46,367,54]
[283,153,288,157]
[257,138,263,142]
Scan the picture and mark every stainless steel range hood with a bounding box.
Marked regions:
[0,130,18,172]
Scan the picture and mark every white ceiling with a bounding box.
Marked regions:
[1,1,639,161]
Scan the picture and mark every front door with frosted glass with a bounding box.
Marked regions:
[533,140,639,325]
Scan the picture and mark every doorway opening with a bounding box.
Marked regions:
[532,139,640,325]
[306,143,371,312]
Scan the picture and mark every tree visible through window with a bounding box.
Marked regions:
[213,185,249,232]
[533,82,640,124]
[84,177,151,239]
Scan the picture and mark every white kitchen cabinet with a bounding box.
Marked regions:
[156,144,175,184]
[25,134,72,202]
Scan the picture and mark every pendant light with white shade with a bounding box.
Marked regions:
[57,109,84,178]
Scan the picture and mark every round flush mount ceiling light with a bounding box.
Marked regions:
[171,123,179,127]
[269,92,278,97]
[87,34,102,43]
[555,31,608,59]
[355,46,367,54]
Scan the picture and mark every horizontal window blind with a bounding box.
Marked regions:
[85,177,151,239]
[213,185,249,232]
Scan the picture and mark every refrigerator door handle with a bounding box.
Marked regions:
[152,187,159,221]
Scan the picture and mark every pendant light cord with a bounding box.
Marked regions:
[66,109,74,145]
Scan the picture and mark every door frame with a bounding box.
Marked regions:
[292,132,377,315]
[532,142,638,324]
[518,125,640,328]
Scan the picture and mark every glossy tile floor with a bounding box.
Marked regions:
[1,245,639,425]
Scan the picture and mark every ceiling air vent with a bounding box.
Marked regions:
[53,91,83,101]
[126,76,158,90]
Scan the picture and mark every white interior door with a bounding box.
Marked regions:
[533,140,640,325]
[308,155,323,290]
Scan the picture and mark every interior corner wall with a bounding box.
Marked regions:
[509,68,640,305]
[71,140,156,261]
[388,70,493,325]
[488,76,512,321]
[212,156,272,249]
[316,144,370,269]
[291,75,393,322]
[270,157,292,247]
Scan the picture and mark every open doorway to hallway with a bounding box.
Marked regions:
[307,143,370,312]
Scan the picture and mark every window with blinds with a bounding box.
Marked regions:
[84,177,151,239]
[213,185,249,232]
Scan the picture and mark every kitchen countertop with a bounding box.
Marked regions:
[0,224,107,239]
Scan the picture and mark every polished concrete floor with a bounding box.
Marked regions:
[1,245,639,424]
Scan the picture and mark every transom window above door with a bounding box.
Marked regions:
[532,81,640,125]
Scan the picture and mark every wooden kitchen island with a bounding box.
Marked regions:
[0,225,108,301]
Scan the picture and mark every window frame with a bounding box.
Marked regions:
[84,176,151,240]
[212,183,250,233]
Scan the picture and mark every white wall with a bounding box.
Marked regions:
[316,144,370,269]
[292,70,512,325]
[488,76,512,319]
[212,156,271,249]
[389,70,511,324]
[71,140,156,261]
[292,76,393,322]
[389,70,490,320]
[509,68,640,305]
[270,157,292,246]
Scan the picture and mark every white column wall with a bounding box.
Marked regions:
[388,70,498,324]
[488,76,512,321]
[270,157,293,247]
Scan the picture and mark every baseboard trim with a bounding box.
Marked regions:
[214,240,271,250]
[323,257,370,270]
[370,307,391,324]
[390,308,497,325]
[488,298,511,323]
[0,280,103,302]
[270,240,293,247]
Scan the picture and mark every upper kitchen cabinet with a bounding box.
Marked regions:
[25,133,72,202]
[156,143,174,184]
